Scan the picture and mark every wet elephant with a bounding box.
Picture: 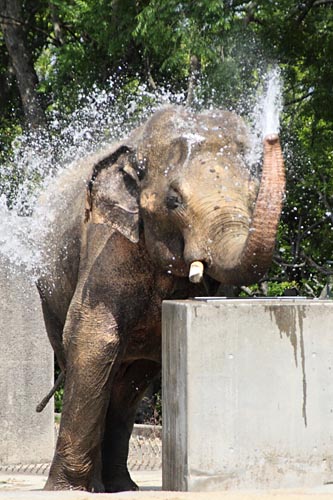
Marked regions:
[37,106,285,491]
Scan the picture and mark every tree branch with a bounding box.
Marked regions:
[144,56,157,91]
[295,0,318,24]
[241,1,264,26]
[300,251,333,276]
[298,215,331,243]
[240,285,257,296]
[273,257,306,269]
[186,54,201,107]
[313,0,333,5]
[0,13,58,44]
[49,2,65,45]
[304,282,316,297]
[285,90,314,106]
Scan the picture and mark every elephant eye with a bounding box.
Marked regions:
[166,187,183,210]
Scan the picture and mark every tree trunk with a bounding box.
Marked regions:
[0,0,45,128]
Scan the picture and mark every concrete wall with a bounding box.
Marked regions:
[0,258,54,465]
[162,298,333,491]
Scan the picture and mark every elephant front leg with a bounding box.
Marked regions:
[45,324,124,491]
[102,359,160,492]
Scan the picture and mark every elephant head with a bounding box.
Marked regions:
[86,106,285,286]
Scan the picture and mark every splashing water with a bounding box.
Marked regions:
[247,66,283,168]
[261,67,283,137]
[0,82,185,278]
[0,71,283,279]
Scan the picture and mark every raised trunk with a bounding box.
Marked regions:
[211,134,285,285]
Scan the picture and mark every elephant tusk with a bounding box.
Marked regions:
[189,261,204,283]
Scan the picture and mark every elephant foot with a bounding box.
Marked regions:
[44,477,87,491]
[44,471,92,492]
[91,477,105,493]
[104,473,139,493]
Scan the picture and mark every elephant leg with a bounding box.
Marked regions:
[45,320,125,491]
[39,296,66,372]
[102,359,161,493]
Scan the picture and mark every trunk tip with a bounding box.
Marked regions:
[264,133,279,145]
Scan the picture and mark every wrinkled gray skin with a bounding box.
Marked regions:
[37,106,285,492]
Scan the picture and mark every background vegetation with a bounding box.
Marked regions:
[1,0,333,295]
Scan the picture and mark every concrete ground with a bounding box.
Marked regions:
[2,470,333,499]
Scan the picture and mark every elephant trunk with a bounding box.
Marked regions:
[206,134,285,286]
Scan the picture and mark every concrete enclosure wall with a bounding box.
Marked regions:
[162,298,333,491]
[0,258,54,465]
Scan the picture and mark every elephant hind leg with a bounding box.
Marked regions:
[102,359,160,493]
[36,296,66,412]
[38,295,66,372]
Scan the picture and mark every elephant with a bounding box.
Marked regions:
[36,105,285,492]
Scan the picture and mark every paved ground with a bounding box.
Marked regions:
[2,427,333,498]
[2,470,333,499]
[0,470,161,497]
[0,470,161,493]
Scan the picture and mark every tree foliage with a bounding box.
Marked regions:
[1,0,333,295]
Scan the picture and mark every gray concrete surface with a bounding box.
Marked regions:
[2,470,333,499]
[162,298,333,492]
[0,258,54,466]
[0,470,161,493]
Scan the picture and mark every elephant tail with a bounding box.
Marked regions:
[36,371,65,413]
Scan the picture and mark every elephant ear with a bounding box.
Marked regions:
[85,145,140,243]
